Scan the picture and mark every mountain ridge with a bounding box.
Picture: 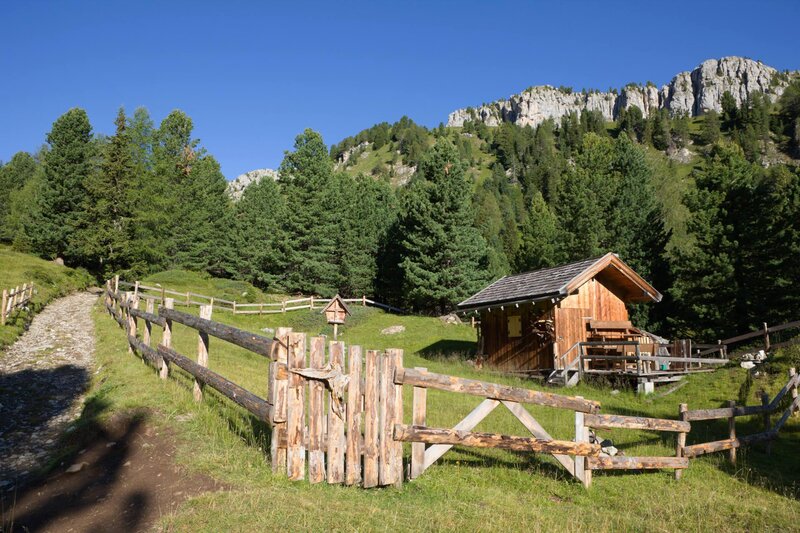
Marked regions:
[447,56,795,128]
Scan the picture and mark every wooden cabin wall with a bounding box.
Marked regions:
[479,303,554,371]
[478,278,632,371]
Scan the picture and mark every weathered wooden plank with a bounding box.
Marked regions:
[395,425,601,456]
[768,370,800,411]
[379,352,393,485]
[574,401,587,486]
[270,328,291,474]
[327,341,346,484]
[345,345,363,486]
[128,307,166,328]
[584,413,690,433]
[396,368,600,414]
[363,349,380,488]
[159,307,273,357]
[307,336,326,484]
[772,396,800,433]
[501,401,575,475]
[685,404,768,421]
[587,456,689,470]
[155,345,271,421]
[388,349,404,486]
[682,438,739,458]
[410,368,427,480]
[423,399,500,470]
[193,305,212,402]
[286,332,306,480]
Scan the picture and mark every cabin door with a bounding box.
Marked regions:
[554,308,587,368]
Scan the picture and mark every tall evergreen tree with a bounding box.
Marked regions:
[279,129,342,296]
[515,190,561,272]
[26,108,93,261]
[399,139,492,313]
[0,152,38,241]
[77,108,136,276]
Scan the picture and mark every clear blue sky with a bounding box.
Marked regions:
[1,1,798,179]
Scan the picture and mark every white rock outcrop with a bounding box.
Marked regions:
[226,168,278,200]
[447,57,794,128]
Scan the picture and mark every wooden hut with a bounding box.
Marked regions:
[457,253,661,373]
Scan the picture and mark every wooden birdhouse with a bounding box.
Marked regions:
[321,295,352,338]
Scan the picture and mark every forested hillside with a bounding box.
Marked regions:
[2,77,799,341]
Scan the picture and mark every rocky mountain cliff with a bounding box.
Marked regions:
[447,57,793,128]
[226,168,278,200]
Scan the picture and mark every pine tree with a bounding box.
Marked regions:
[279,129,342,296]
[77,108,136,276]
[399,139,492,313]
[700,110,721,145]
[228,174,289,289]
[515,190,561,272]
[0,152,38,241]
[26,108,93,261]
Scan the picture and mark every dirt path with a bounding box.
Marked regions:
[1,290,226,531]
[0,291,98,487]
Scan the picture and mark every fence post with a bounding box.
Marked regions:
[114,275,119,296]
[761,392,771,455]
[363,349,380,488]
[308,336,326,484]
[159,298,174,380]
[362,295,366,307]
[763,322,770,352]
[1,289,7,325]
[286,332,307,480]
[129,293,139,355]
[186,291,190,306]
[727,400,737,465]
[144,299,154,347]
[134,280,140,299]
[574,397,590,488]
[260,302,264,316]
[270,327,292,474]
[345,345,363,486]
[232,301,237,314]
[327,341,346,484]
[193,305,212,402]
[790,368,798,418]
[410,367,427,480]
[675,403,688,480]
[389,348,404,487]
[309,296,314,310]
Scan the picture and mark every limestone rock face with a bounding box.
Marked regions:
[447,57,794,128]
[226,169,278,200]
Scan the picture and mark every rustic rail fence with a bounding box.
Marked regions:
[104,279,799,489]
[697,320,800,358]
[1,282,34,326]
[114,276,404,315]
[680,368,799,463]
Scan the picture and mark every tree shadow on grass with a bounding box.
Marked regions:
[418,340,477,363]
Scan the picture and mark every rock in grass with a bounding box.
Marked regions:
[66,461,88,473]
[381,325,405,335]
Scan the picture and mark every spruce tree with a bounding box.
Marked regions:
[77,108,136,276]
[279,129,341,296]
[26,108,93,261]
[0,152,38,241]
[399,139,492,313]
[515,190,561,272]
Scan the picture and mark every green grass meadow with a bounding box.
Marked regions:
[85,290,800,532]
[0,244,93,348]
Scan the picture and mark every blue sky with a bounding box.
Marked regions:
[1,1,798,179]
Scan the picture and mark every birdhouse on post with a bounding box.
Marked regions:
[321,294,352,339]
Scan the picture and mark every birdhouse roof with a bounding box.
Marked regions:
[320,294,352,316]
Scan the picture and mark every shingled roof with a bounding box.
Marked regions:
[457,253,661,311]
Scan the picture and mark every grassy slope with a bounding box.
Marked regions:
[86,291,800,531]
[0,245,93,349]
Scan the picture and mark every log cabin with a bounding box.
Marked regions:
[457,253,662,374]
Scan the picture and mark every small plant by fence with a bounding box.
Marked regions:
[680,368,799,463]
[1,282,34,326]
[103,278,706,490]
[114,276,404,315]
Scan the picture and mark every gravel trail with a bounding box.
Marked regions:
[0,291,98,487]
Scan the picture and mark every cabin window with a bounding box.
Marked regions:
[507,315,521,338]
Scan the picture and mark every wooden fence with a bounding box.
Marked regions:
[1,282,34,326]
[680,368,799,463]
[105,279,799,490]
[697,320,800,357]
[115,276,404,315]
